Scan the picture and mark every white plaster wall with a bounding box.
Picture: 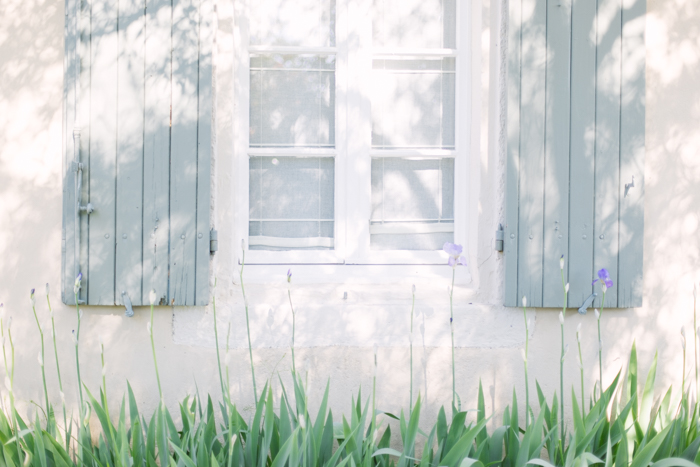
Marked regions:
[0,0,699,437]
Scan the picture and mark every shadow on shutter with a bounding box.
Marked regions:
[505,0,645,309]
[62,0,213,308]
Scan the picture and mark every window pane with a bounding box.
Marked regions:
[370,158,454,250]
[373,0,456,49]
[250,0,336,47]
[371,58,455,149]
[249,156,334,250]
[250,54,335,148]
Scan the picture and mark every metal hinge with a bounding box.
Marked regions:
[210,229,218,254]
[495,224,504,252]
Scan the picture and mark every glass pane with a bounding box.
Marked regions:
[249,156,334,250]
[250,0,336,47]
[370,158,454,250]
[371,58,455,149]
[373,0,456,49]
[250,54,336,148]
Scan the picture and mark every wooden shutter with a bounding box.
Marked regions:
[62,0,213,307]
[504,0,645,308]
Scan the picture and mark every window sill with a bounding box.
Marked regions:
[237,262,472,286]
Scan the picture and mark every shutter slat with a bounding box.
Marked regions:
[618,0,645,308]
[143,0,172,306]
[77,0,92,303]
[542,0,572,306]
[116,0,146,306]
[170,0,201,306]
[516,0,547,307]
[504,0,522,307]
[88,0,119,305]
[568,0,597,308]
[195,0,214,306]
[62,0,78,304]
[593,0,622,308]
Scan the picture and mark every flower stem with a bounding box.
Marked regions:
[522,302,529,429]
[372,348,377,448]
[410,286,415,412]
[683,339,687,397]
[450,268,456,411]
[74,293,85,414]
[2,327,22,464]
[149,302,163,400]
[240,248,258,404]
[48,292,69,448]
[560,269,567,443]
[31,302,50,425]
[577,334,585,418]
[288,288,296,377]
[8,326,23,464]
[212,281,229,415]
[100,342,117,452]
[598,292,606,392]
[694,291,698,405]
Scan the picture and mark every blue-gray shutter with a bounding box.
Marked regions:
[62,0,213,307]
[505,0,645,308]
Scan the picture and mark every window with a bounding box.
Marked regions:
[234,0,469,265]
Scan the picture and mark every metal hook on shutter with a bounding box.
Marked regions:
[122,291,135,317]
[578,292,598,315]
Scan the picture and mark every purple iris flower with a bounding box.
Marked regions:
[286,269,292,283]
[592,268,613,289]
[443,243,467,268]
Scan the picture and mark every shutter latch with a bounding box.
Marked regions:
[578,292,598,315]
[121,291,135,317]
[210,229,218,254]
[495,224,504,252]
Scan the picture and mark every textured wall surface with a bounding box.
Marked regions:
[0,0,699,435]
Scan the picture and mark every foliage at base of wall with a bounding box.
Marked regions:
[0,343,699,467]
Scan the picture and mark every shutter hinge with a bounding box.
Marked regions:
[495,224,504,252]
[210,229,218,254]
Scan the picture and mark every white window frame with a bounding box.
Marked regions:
[233,0,472,271]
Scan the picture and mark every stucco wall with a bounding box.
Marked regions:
[1,0,699,434]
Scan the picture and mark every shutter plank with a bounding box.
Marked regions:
[593,0,622,308]
[195,0,213,306]
[504,0,522,307]
[618,0,645,307]
[63,0,77,304]
[116,0,146,305]
[516,0,547,307]
[170,0,201,305]
[542,0,572,307]
[88,0,119,305]
[568,0,597,307]
[78,0,91,303]
[143,0,172,306]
